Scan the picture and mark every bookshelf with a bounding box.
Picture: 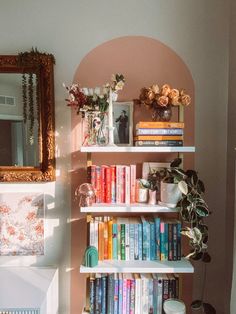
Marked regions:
[79,145,195,313]
[80,259,194,274]
[81,203,179,213]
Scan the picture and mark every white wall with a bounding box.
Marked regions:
[0,1,230,313]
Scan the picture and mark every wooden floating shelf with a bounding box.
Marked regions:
[80,203,179,213]
[80,259,194,274]
[80,146,195,153]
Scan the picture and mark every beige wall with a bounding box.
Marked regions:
[0,1,230,313]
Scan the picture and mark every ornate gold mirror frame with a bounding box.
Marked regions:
[0,50,55,182]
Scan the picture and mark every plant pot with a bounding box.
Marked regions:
[148,189,157,205]
[136,188,148,203]
[159,182,182,208]
[163,299,186,314]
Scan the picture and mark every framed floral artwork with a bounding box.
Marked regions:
[0,192,44,255]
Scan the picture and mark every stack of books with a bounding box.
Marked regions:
[89,216,182,261]
[134,121,184,147]
[89,272,180,314]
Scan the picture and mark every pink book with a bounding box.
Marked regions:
[105,167,111,203]
[100,165,107,203]
[125,166,131,204]
[130,165,136,203]
[95,166,101,203]
[116,165,122,203]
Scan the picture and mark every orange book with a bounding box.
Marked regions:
[98,220,104,261]
[136,121,184,129]
[134,135,183,141]
[108,219,113,259]
[105,167,111,203]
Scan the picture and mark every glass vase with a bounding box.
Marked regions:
[82,111,108,146]
[152,105,172,122]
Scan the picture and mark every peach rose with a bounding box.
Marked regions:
[160,84,171,96]
[181,94,191,106]
[157,95,169,107]
[151,84,160,94]
[147,89,155,101]
[171,97,180,106]
[169,88,180,99]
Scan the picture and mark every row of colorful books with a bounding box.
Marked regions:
[134,121,184,147]
[89,272,180,314]
[89,216,182,261]
[88,164,137,204]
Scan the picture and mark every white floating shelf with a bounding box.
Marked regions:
[81,203,179,213]
[80,146,195,153]
[80,259,194,274]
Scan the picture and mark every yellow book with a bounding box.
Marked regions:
[134,135,183,141]
[108,219,113,259]
[136,121,184,129]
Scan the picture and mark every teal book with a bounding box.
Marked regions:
[120,224,126,260]
[177,221,182,260]
[101,275,107,314]
[160,221,168,261]
[89,275,95,314]
[138,223,143,260]
[107,274,114,314]
[134,223,139,260]
[141,216,150,261]
[95,274,102,314]
[112,223,118,260]
[148,218,155,261]
[154,217,161,260]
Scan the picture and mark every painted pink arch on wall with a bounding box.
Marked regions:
[71,36,194,314]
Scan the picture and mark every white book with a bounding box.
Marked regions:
[125,165,131,204]
[140,274,151,314]
[94,218,99,250]
[134,274,141,314]
[89,219,95,247]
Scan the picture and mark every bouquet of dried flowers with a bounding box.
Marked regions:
[135,83,191,121]
[64,74,125,117]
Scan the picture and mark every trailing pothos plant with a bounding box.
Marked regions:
[156,158,216,313]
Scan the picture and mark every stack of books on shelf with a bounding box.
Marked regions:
[89,272,180,314]
[89,216,181,261]
[134,121,184,147]
[88,164,137,204]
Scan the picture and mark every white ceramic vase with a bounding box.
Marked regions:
[159,182,182,208]
[163,299,186,314]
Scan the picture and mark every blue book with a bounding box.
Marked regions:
[112,223,118,260]
[107,274,114,314]
[141,216,150,260]
[177,221,182,260]
[154,217,161,260]
[148,218,155,261]
[129,223,135,260]
[89,275,95,314]
[138,223,143,260]
[160,221,168,261]
[95,274,102,313]
[113,274,119,314]
[101,275,107,314]
[118,274,123,314]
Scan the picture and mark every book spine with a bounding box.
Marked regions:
[89,165,96,196]
[134,223,139,260]
[95,276,102,314]
[134,140,183,147]
[130,279,135,314]
[141,217,148,261]
[101,275,107,314]
[157,277,163,314]
[101,165,107,203]
[141,278,149,314]
[95,166,101,203]
[120,224,126,260]
[108,219,113,259]
[125,166,131,204]
[89,276,95,314]
[134,135,183,141]
[117,224,121,260]
[135,278,141,314]
[103,217,108,260]
[112,223,118,260]
[148,279,154,314]
[164,222,169,261]
[136,128,184,135]
[94,219,99,251]
[129,223,135,261]
[155,217,161,261]
[153,277,158,314]
[172,223,178,261]
[174,274,179,299]
[105,167,111,203]
[118,275,123,314]
[136,121,184,129]
[107,274,114,314]
[122,279,127,314]
[98,221,104,261]
[150,221,155,261]
[116,166,121,203]
[111,165,116,203]
[125,223,130,261]
[177,222,182,260]
[113,274,119,314]
[160,221,166,261]
[130,164,136,203]
[120,166,125,203]
[162,277,169,310]
[138,223,143,260]
[89,220,95,247]
[168,222,173,261]
[126,279,131,314]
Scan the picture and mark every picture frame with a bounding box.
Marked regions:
[113,101,133,146]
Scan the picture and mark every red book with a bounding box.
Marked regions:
[95,166,101,203]
[110,165,116,203]
[120,166,126,203]
[105,167,111,203]
[101,165,107,203]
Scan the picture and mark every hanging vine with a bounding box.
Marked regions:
[28,72,35,144]
[22,73,27,123]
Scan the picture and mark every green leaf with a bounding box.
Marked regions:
[196,206,209,217]
[191,300,203,310]
[170,158,182,168]
[178,180,188,195]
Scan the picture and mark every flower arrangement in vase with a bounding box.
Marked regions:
[135,83,191,121]
[64,74,125,146]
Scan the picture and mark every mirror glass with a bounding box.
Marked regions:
[0,73,39,167]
